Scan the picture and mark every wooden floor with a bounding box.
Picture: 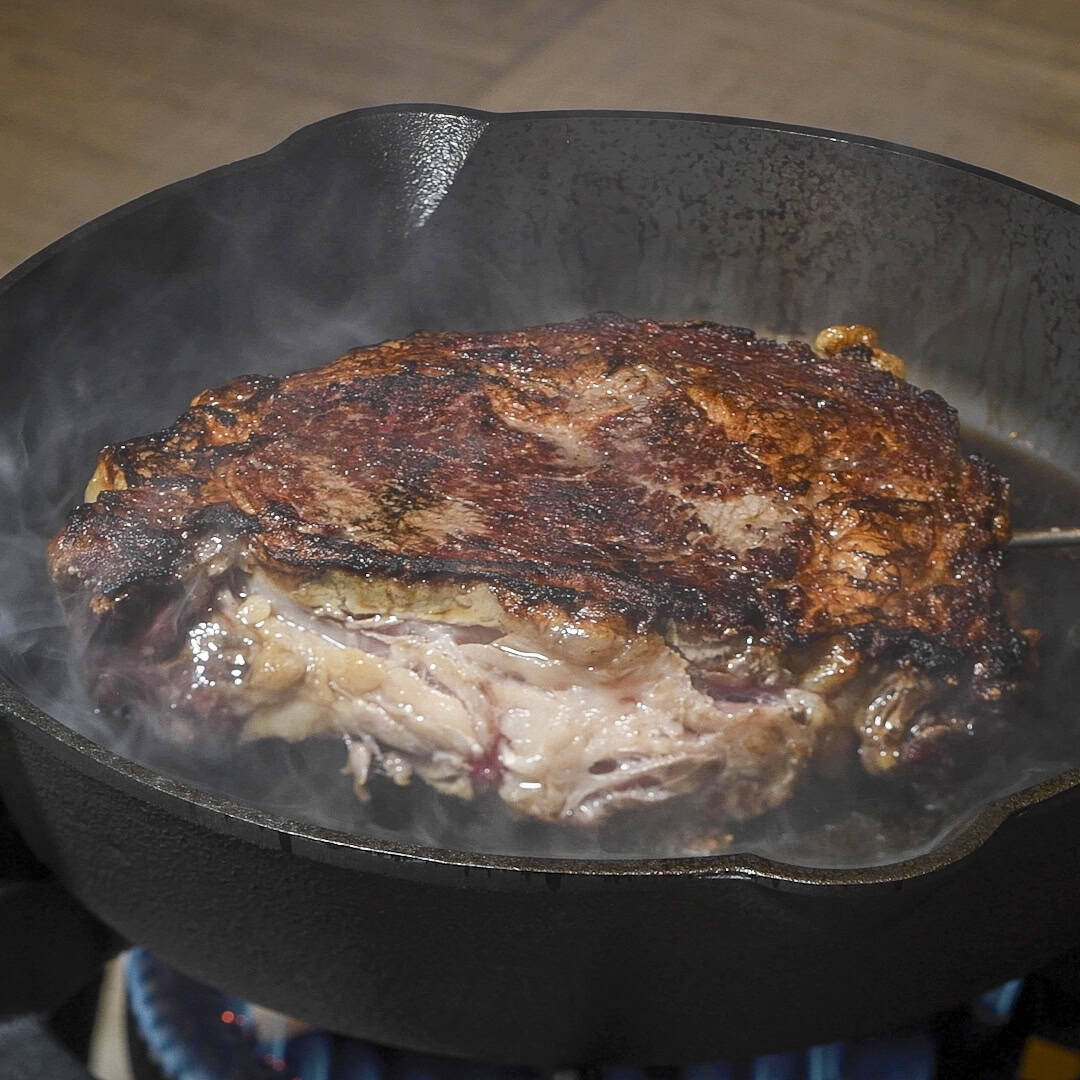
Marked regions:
[2,0,1078,275]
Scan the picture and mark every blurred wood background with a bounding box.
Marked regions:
[2,0,1078,275]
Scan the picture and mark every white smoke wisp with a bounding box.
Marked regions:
[4,295,1080,870]
[2,111,1079,868]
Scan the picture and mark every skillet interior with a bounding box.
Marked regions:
[1,106,1080,1061]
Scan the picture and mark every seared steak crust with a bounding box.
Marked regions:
[47,315,1032,827]
[53,315,1023,685]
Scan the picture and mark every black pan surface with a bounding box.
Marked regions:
[2,106,1080,1064]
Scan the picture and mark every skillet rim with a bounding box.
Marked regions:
[2,102,1078,889]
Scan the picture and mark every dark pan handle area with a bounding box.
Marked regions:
[0,797,117,1078]
[0,796,122,1019]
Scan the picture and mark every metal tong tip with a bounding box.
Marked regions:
[1008,527,1080,549]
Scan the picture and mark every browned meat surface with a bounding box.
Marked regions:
[48,315,1032,826]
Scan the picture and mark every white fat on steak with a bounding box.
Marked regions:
[184,572,839,824]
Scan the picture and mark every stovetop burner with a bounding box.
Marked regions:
[122,948,1080,1080]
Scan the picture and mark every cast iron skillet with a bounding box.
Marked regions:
[2,106,1080,1066]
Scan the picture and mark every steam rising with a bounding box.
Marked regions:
[2,109,1080,868]
[4,317,1080,868]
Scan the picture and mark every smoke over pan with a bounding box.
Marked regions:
[2,107,1080,1064]
[39,311,1050,865]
